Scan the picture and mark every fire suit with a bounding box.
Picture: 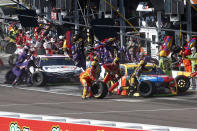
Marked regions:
[103,63,121,93]
[130,60,156,92]
[80,66,100,99]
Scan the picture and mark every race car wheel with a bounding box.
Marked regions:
[5,69,16,84]
[138,80,154,97]
[92,80,108,99]
[8,54,18,66]
[5,42,16,54]
[32,72,46,86]
[175,75,190,93]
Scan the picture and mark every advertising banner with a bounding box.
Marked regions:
[0,117,146,131]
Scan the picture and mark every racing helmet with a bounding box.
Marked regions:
[113,57,120,64]
[160,50,167,57]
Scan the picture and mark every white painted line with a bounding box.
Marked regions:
[113,99,145,103]
[49,107,197,116]
[0,84,82,96]
[154,97,197,104]
[0,100,114,107]
[0,84,12,88]
[18,87,82,96]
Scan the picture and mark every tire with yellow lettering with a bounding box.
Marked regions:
[175,75,190,93]
[92,80,108,99]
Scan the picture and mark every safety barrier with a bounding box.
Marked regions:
[0,111,196,131]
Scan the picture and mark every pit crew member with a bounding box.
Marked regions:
[130,60,157,96]
[103,57,121,94]
[80,61,101,99]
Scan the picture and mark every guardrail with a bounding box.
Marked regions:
[0,111,196,131]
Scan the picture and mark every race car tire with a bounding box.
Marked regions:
[32,72,46,86]
[175,75,190,93]
[92,80,108,99]
[138,80,154,97]
[5,69,16,84]
[5,42,16,54]
[8,54,18,66]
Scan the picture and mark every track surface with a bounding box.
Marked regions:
[0,55,197,129]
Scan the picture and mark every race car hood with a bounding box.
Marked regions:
[42,65,82,73]
[140,75,174,83]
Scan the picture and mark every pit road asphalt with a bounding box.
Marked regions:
[0,54,197,129]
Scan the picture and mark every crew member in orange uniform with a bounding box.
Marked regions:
[103,57,121,94]
[80,61,100,99]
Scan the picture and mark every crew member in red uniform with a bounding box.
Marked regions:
[103,57,121,94]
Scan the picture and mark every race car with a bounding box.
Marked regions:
[31,55,83,86]
[105,63,190,97]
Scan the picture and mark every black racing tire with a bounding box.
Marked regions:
[5,69,16,84]
[92,80,108,99]
[175,75,190,93]
[32,72,46,86]
[8,54,19,66]
[138,80,154,97]
[5,42,16,54]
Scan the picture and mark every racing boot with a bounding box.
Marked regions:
[133,86,140,97]
[127,86,134,96]
[133,92,140,97]
[81,89,88,100]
